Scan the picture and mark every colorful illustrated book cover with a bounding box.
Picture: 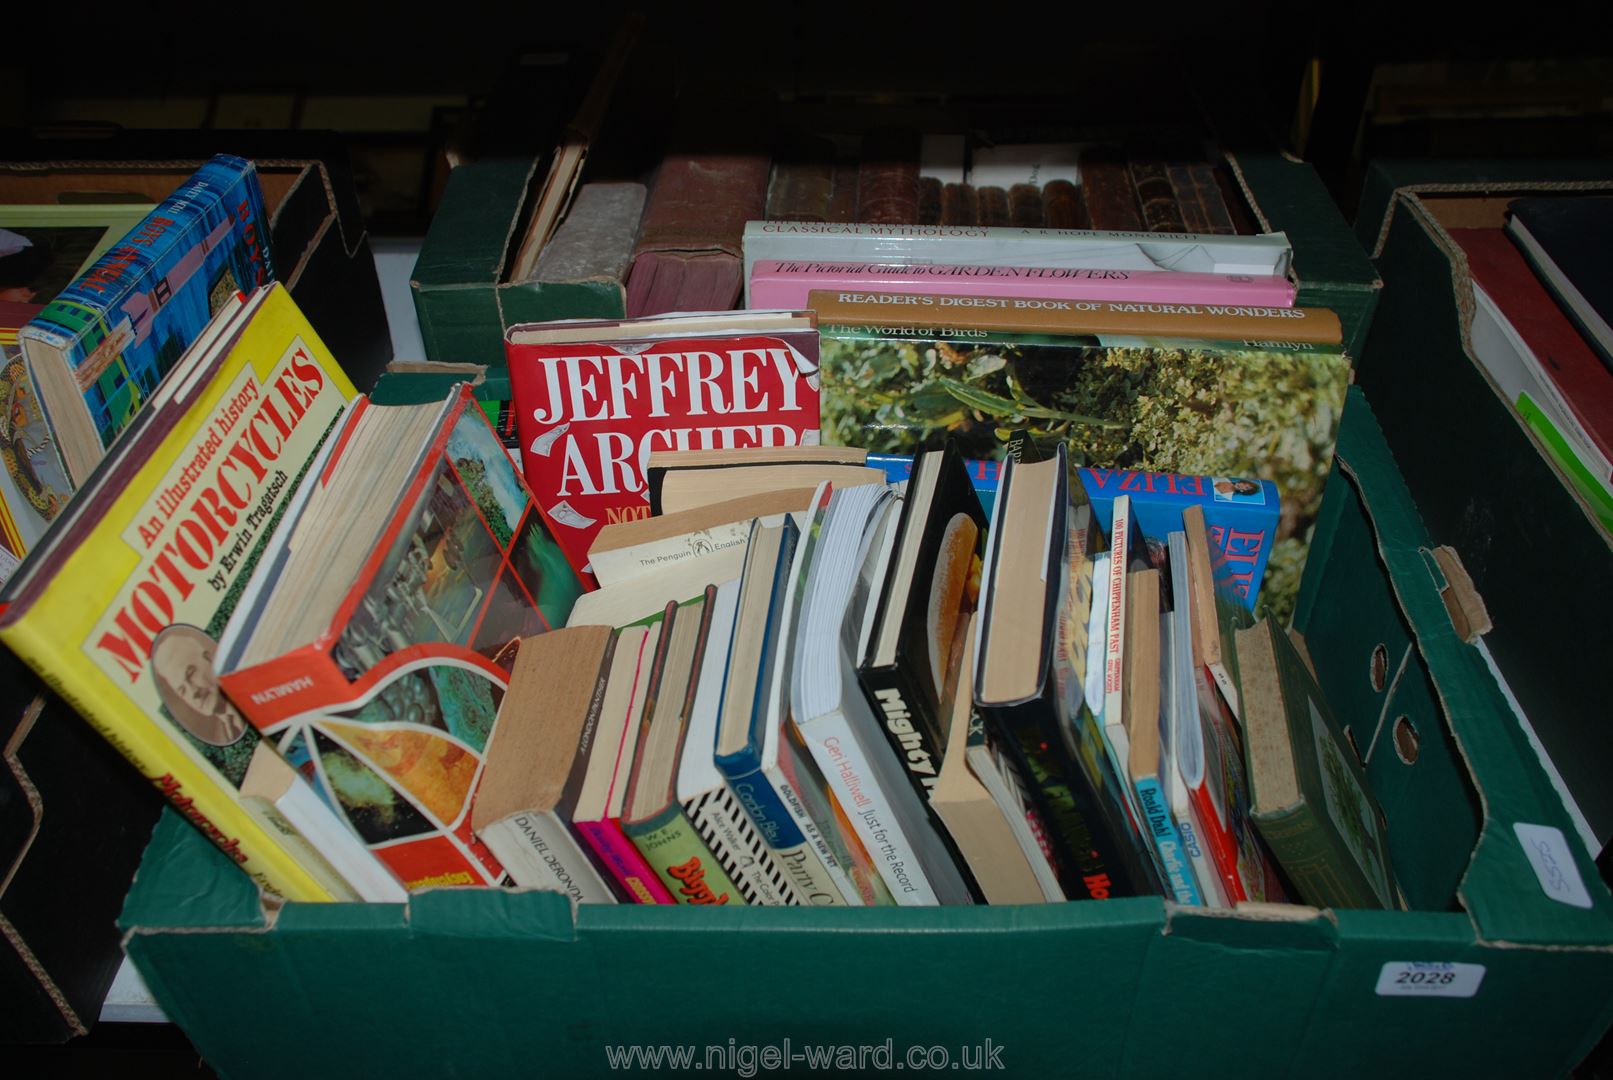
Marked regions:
[0,302,70,573]
[506,328,820,578]
[0,284,360,901]
[20,155,273,451]
[820,326,1347,621]
[1077,467,1279,611]
[219,387,584,889]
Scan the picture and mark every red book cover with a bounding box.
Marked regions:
[505,324,821,579]
[1449,227,1613,466]
[217,387,584,889]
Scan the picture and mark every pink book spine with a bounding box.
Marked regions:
[574,817,675,904]
[748,260,1296,311]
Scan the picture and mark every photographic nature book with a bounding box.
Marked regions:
[504,309,821,579]
[214,384,584,890]
[856,441,988,802]
[620,593,745,905]
[973,437,1161,901]
[791,481,974,905]
[1237,617,1400,911]
[0,283,368,903]
[470,624,623,903]
[1077,467,1280,612]
[816,320,1349,622]
[19,155,273,486]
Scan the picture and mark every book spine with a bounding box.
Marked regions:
[748,262,1296,311]
[482,812,618,904]
[855,134,921,225]
[776,723,889,905]
[1129,160,1188,233]
[683,785,801,906]
[0,620,338,902]
[623,803,746,906]
[573,817,676,904]
[797,709,941,906]
[217,645,368,729]
[1040,180,1087,230]
[1078,148,1144,231]
[939,183,977,226]
[858,663,944,800]
[1174,804,1226,907]
[806,292,1337,345]
[1135,776,1202,905]
[723,758,851,906]
[1255,804,1379,910]
[1102,498,1133,733]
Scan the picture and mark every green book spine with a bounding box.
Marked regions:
[1254,800,1381,910]
[623,803,747,906]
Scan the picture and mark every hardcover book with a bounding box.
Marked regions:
[1238,617,1399,911]
[0,283,363,902]
[504,311,821,579]
[1506,197,1613,374]
[747,260,1295,311]
[215,385,583,889]
[819,322,1348,622]
[19,155,274,486]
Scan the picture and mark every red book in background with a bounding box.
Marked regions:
[504,312,821,580]
[1450,227,1613,473]
[626,152,771,317]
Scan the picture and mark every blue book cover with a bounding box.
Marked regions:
[1077,467,1278,611]
[21,155,273,454]
[867,453,1001,521]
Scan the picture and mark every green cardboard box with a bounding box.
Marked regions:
[409,158,629,367]
[117,386,1612,1078]
[406,151,1379,370]
[1350,161,1613,853]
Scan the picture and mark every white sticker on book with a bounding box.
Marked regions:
[1514,823,1594,909]
[1375,962,1485,998]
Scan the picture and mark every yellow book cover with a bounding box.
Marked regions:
[0,283,359,902]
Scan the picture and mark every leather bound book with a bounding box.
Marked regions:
[1213,162,1259,235]
[1078,146,1144,231]
[919,176,944,225]
[766,138,837,222]
[856,132,922,224]
[1168,165,1211,233]
[941,182,978,226]
[826,162,861,223]
[627,151,771,316]
[976,185,1011,227]
[1129,159,1187,232]
[1041,179,1088,229]
[1009,183,1044,227]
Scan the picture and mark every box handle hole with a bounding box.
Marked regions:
[1369,644,1388,692]
[1393,716,1420,765]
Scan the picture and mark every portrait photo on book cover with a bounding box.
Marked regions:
[151,623,252,748]
[1212,476,1266,504]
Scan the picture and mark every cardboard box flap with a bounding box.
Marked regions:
[120,811,269,933]
[1332,387,1613,948]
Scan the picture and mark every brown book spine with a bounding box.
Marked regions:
[825,162,861,223]
[918,176,944,225]
[1129,160,1187,233]
[1009,183,1044,228]
[1041,179,1088,230]
[635,152,771,254]
[1167,165,1211,234]
[975,185,1010,226]
[856,131,921,224]
[806,290,1343,345]
[766,160,835,222]
[1078,147,1144,231]
[941,182,978,225]
[1213,163,1259,236]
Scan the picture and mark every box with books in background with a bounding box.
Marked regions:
[112,381,1613,1077]
[1351,161,1613,868]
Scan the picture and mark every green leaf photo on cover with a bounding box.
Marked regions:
[819,332,1350,621]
